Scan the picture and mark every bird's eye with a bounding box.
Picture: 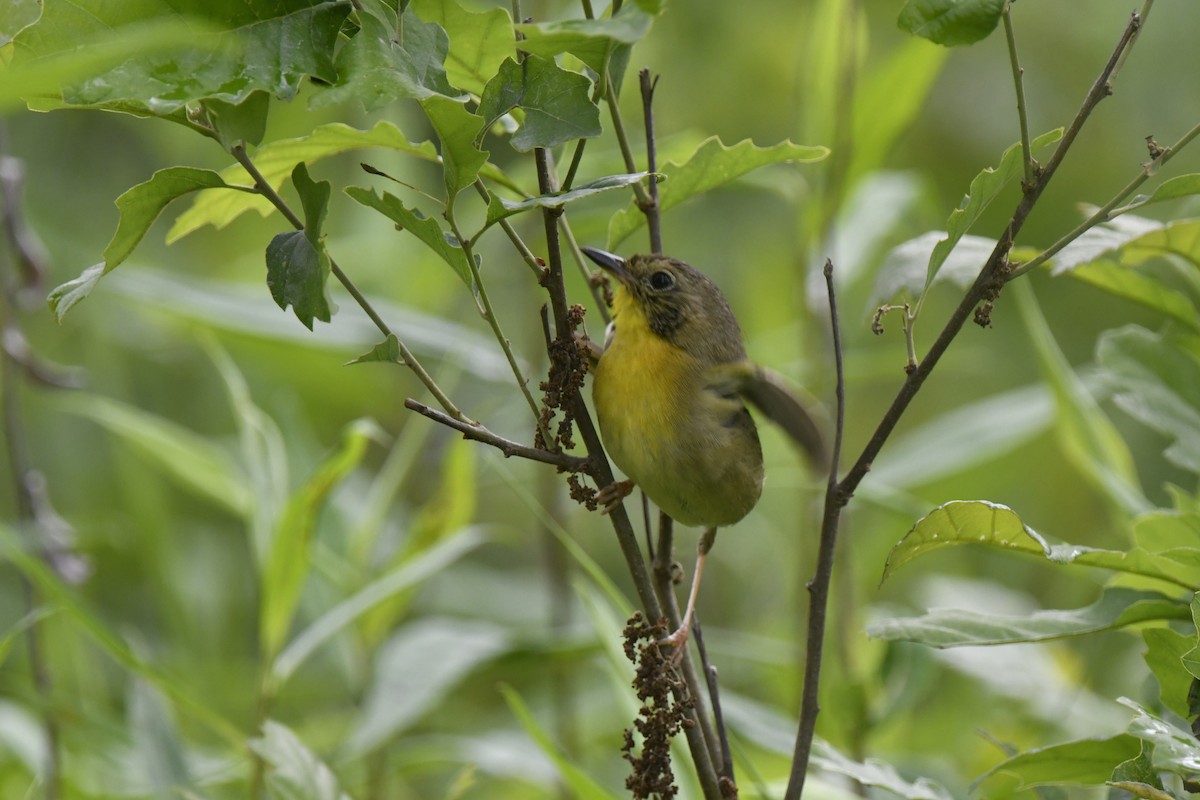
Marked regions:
[649,270,675,291]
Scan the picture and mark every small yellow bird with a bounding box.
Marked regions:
[583,248,825,648]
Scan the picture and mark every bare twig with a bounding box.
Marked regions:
[784,13,1147,798]
[1001,2,1034,186]
[639,69,663,254]
[404,399,587,470]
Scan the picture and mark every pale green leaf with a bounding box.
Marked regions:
[1121,698,1200,776]
[420,94,488,208]
[249,721,351,800]
[975,735,1141,794]
[167,121,439,242]
[1118,174,1200,214]
[271,527,486,685]
[1142,628,1195,719]
[515,5,652,75]
[868,586,1189,647]
[260,418,379,660]
[411,0,515,96]
[482,172,648,230]
[607,137,828,247]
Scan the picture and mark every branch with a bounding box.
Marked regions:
[784,11,1148,798]
[229,144,473,425]
[1001,2,1033,186]
[639,69,663,254]
[404,399,587,469]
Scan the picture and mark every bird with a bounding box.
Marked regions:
[582,247,825,650]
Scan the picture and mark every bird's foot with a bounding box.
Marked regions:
[596,479,635,514]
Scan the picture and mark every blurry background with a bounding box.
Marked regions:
[2,0,1198,797]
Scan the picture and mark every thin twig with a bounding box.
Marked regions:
[404,399,588,470]
[604,76,654,211]
[229,144,473,424]
[692,620,735,788]
[471,179,545,279]
[639,69,663,254]
[1002,2,1034,186]
[784,13,1147,797]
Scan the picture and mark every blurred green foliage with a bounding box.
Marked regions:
[2,0,1200,798]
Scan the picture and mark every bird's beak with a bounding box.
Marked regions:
[582,247,633,285]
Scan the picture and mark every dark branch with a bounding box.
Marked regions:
[404,399,588,471]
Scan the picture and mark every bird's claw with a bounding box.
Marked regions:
[596,479,635,514]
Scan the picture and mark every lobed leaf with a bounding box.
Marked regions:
[867,586,1190,648]
[421,94,489,209]
[13,1,351,112]
[607,136,828,247]
[249,721,351,800]
[482,172,648,230]
[260,418,379,661]
[478,55,601,152]
[516,5,653,76]
[311,0,464,111]
[168,121,440,242]
[345,186,474,290]
[1121,698,1200,776]
[203,90,270,149]
[1142,628,1195,719]
[898,0,1007,47]
[411,0,515,96]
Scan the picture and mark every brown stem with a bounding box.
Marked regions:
[639,69,662,254]
[404,399,587,470]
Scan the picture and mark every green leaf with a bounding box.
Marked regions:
[1118,174,1200,214]
[1112,741,1165,791]
[47,167,248,321]
[1061,259,1200,332]
[1143,628,1195,719]
[898,0,1007,47]
[420,94,489,209]
[1121,698,1200,777]
[810,739,955,800]
[345,187,474,290]
[410,0,515,96]
[499,685,621,800]
[478,55,601,152]
[868,586,1190,648]
[13,1,351,111]
[265,164,334,330]
[127,680,192,796]
[1107,782,1176,800]
[168,121,440,242]
[203,90,271,148]
[1014,280,1149,516]
[311,0,463,111]
[57,393,252,516]
[881,500,1197,588]
[347,334,403,365]
[1097,325,1200,476]
[515,6,653,75]
[0,0,39,44]
[975,735,1142,794]
[607,137,828,247]
[870,231,997,307]
[919,129,1062,302]
[260,418,379,661]
[343,618,511,757]
[248,721,351,800]
[482,172,648,230]
[271,527,485,686]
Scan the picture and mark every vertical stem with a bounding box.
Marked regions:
[1002,2,1034,185]
[639,69,663,254]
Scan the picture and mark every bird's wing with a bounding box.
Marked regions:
[708,361,828,468]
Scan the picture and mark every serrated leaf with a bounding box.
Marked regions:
[57,393,252,516]
[516,5,652,76]
[271,527,485,685]
[311,0,463,111]
[1014,280,1149,516]
[249,721,351,800]
[47,167,248,320]
[482,172,647,229]
[1121,698,1200,776]
[265,164,334,330]
[411,0,515,96]
[1142,628,1195,719]
[345,186,474,290]
[499,685,621,800]
[898,0,1006,47]
[478,55,601,152]
[607,136,828,247]
[919,129,1062,302]
[344,618,510,757]
[168,121,440,243]
[881,500,1198,588]
[1097,325,1200,476]
[867,586,1189,647]
[13,1,351,112]
[975,735,1141,794]
[420,94,488,209]
[260,418,379,660]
